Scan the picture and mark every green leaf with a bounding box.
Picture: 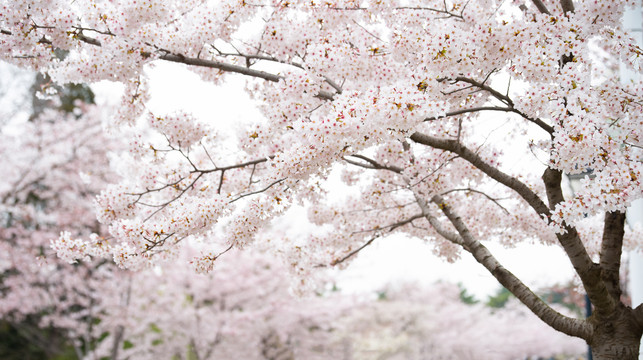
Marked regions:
[149,323,162,333]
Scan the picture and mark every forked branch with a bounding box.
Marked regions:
[542,168,615,315]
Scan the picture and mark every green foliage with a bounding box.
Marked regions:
[0,320,77,360]
[186,343,198,360]
[149,323,162,333]
[58,83,95,114]
[51,349,79,360]
[29,73,95,120]
[486,287,513,309]
[539,288,584,317]
[458,283,479,305]
[152,339,163,346]
[123,340,134,350]
[0,321,49,360]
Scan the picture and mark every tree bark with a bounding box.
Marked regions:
[599,211,626,301]
[589,305,643,360]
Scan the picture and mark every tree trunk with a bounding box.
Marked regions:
[590,306,643,360]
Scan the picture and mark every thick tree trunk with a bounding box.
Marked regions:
[590,305,643,360]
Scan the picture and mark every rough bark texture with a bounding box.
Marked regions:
[590,305,643,360]
[600,212,626,302]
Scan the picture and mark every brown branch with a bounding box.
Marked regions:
[634,304,643,328]
[2,28,283,83]
[229,178,286,203]
[429,193,592,339]
[326,5,465,19]
[211,46,343,96]
[131,156,274,220]
[560,0,575,15]
[423,106,515,120]
[3,27,342,100]
[531,0,551,14]
[440,187,511,215]
[350,213,425,235]
[332,235,378,266]
[411,191,463,245]
[198,156,272,174]
[599,211,626,301]
[158,53,281,82]
[409,132,614,317]
[542,168,615,316]
[323,75,343,94]
[441,77,554,134]
[139,172,205,221]
[343,154,403,173]
[334,209,426,266]
[409,132,551,215]
[449,76,514,106]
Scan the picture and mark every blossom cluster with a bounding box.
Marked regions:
[1,0,640,277]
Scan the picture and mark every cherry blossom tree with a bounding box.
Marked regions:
[333,282,586,360]
[0,67,130,358]
[2,0,643,358]
[86,247,353,360]
[92,271,587,360]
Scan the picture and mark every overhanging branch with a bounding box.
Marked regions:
[427,193,592,339]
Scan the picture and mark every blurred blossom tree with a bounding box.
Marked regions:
[0,67,129,358]
[1,0,643,358]
[336,283,585,360]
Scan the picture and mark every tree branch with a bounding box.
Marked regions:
[343,154,403,173]
[423,106,514,121]
[411,191,463,245]
[531,0,551,14]
[560,0,575,15]
[599,211,626,301]
[229,178,286,203]
[334,212,425,265]
[541,168,615,316]
[428,193,592,339]
[332,235,378,266]
[409,132,615,317]
[634,303,643,328]
[441,77,554,134]
[409,132,551,215]
[3,28,344,100]
[2,29,284,83]
[159,53,281,82]
[449,76,514,106]
[440,187,511,215]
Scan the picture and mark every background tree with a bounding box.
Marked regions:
[1,0,642,358]
[0,66,129,358]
